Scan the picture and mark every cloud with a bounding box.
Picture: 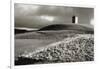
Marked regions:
[15,3,94,28]
[40,15,55,22]
[15,3,40,16]
[90,19,94,26]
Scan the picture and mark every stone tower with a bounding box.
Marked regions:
[72,16,78,24]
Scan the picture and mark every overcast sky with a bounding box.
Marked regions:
[15,3,94,28]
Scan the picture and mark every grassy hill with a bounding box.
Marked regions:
[15,34,94,65]
[38,24,93,32]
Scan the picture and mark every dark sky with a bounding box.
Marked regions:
[15,3,94,29]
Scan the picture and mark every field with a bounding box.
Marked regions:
[15,30,94,65]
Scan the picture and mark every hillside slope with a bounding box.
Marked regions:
[38,24,93,32]
[15,34,94,65]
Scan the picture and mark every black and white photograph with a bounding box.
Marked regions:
[14,3,94,65]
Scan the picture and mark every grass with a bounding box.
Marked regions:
[15,34,94,65]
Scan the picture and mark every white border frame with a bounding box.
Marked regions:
[11,0,95,69]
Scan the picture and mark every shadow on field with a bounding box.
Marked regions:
[15,57,45,65]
